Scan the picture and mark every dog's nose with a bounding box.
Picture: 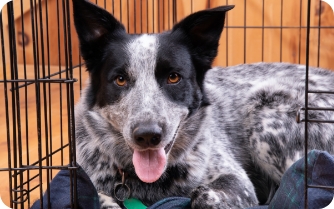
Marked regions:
[133,123,162,148]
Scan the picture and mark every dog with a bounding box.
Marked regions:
[72,0,334,208]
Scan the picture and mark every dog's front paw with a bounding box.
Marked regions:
[99,192,122,209]
[191,185,255,209]
[191,172,258,209]
[191,186,224,209]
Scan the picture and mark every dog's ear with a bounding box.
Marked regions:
[72,0,126,65]
[171,5,234,83]
[171,5,234,65]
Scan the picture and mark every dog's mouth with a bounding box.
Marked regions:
[132,125,179,184]
[164,135,176,154]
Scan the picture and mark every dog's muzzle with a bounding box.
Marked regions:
[130,121,177,183]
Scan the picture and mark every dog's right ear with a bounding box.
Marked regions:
[72,0,126,63]
[171,6,234,66]
[169,5,234,94]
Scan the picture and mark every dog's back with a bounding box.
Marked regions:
[205,62,334,203]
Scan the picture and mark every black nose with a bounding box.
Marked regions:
[133,123,162,148]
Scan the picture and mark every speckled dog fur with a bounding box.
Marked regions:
[72,0,334,208]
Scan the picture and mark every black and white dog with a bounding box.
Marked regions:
[72,0,334,208]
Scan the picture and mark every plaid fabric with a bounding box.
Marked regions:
[268,150,334,209]
[248,150,334,209]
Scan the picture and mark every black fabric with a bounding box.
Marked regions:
[30,165,99,209]
[147,197,191,209]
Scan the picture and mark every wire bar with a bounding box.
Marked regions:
[308,185,334,190]
[0,79,78,83]
[304,0,312,207]
[308,91,334,94]
[0,165,78,172]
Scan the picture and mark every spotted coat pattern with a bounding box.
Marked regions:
[72,1,334,208]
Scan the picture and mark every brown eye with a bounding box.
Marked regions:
[168,73,181,84]
[115,75,127,86]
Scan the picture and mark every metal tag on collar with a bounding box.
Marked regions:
[114,170,131,202]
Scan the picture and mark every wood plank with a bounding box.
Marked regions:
[12,0,80,67]
[12,0,38,22]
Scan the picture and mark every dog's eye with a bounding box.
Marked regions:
[115,75,127,86]
[168,73,181,84]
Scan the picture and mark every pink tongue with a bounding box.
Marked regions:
[133,148,166,183]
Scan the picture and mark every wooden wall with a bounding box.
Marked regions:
[1,0,334,69]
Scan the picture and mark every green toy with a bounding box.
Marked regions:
[123,198,147,209]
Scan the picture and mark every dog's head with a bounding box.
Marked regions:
[73,0,233,183]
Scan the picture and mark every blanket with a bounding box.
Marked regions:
[31,150,334,209]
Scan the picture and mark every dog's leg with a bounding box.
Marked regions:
[245,87,306,184]
[98,193,122,209]
[187,146,258,209]
[190,173,258,209]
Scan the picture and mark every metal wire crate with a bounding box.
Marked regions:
[0,0,333,208]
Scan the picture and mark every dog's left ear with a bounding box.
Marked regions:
[171,5,234,81]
